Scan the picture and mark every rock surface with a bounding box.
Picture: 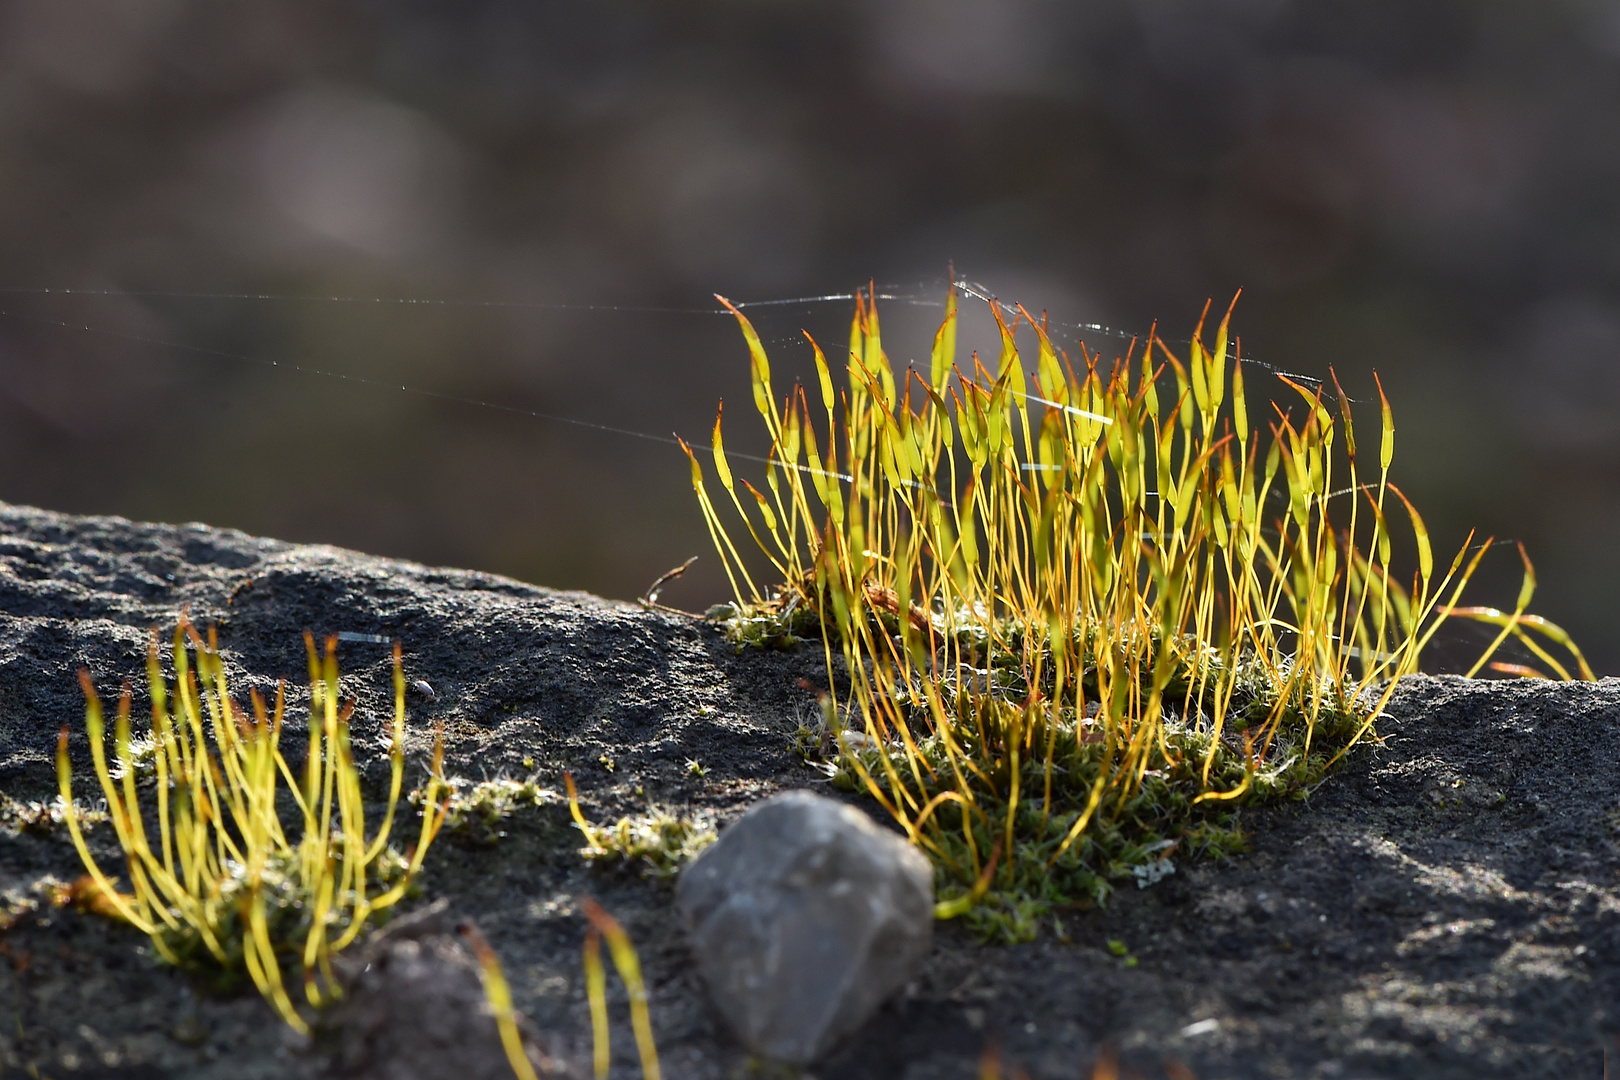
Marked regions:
[676,790,933,1064]
[0,502,1618,1079]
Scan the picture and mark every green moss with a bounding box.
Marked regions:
[708,596,822,650]
[574,807,717,880]
[0,793,109,836]
[413,775,558,845]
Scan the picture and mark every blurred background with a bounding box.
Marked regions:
[1,0,1617,674]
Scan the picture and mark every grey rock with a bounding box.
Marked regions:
[319,899,573,1079]
[675,790,934,1064]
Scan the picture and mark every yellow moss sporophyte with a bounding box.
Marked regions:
[55,617,450,1033]
[687,285,1591,941]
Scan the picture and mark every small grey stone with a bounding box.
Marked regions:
[675,790,934,1064]
[318,899,573,1079]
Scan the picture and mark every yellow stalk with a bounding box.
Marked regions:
[582,898,661,1080]
[247,891,307,1035]
[55,724,153,933]
[1461,542,1537,679]
[584,926,611,1080]
[460,921,541,1080]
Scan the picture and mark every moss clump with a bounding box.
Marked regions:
[412,775,558,845]
[579,809,716,880]
[564,774,716,880]
[0,793,109,836]
[706,595,821,650]
[690,285,1590,942]
[57,619,449,1031]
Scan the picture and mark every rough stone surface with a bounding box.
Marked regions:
[319,900,572,1080]
[2,502,1620,1078]
[675,790,934,1064]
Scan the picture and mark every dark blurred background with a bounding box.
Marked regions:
[1,1,1617,674]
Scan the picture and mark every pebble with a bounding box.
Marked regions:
[675,790,934,1065]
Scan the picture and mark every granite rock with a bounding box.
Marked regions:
[675,790,933,1064]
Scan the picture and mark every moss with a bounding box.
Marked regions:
[56,620,449,1032]
[690,285,1589,943]
[564,777,716,881]
[413,775,558,845]
[0,793,109,837]
[578,809,717,880]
